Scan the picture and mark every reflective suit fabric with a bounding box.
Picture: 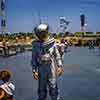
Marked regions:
[31,38,62,100]
[56,43,65,62]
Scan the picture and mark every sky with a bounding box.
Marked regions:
[0,0,100,33]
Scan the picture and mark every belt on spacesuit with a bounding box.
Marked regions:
[38,54,52,65]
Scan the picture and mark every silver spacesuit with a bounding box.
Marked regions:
[31,24,63,100]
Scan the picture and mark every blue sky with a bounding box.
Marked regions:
[0,0,100,33]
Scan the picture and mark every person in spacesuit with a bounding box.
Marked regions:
[0,70,15,100]
[31,24,63,100]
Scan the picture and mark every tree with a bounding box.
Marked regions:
[96,32,100,35]
[58,32,63,38]
[51,33,57,38]
[85,32,93,34]
[74,32,83,36]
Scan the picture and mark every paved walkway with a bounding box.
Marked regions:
[0,47,100,100]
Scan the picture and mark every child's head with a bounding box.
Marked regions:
[61,38,65,43]
[0,70,11,82]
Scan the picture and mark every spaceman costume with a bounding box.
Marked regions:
[31,24,63,100]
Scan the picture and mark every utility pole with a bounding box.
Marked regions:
[1,0,6,35]
[37,9,41,25]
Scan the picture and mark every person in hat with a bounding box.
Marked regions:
[31,24,63,100]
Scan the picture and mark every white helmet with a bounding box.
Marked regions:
[34,24,49,40]
[37,24,48,31]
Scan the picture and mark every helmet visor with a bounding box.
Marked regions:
[37,31,48,40]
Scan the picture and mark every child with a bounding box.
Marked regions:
[31,24,63,100]
[56,39,66,62]
[0,70,15,100]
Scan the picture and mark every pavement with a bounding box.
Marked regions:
[0,47,100,100]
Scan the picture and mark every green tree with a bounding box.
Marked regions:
[74,32,83,36]
[85,32,94,34]
[58,32,63,38]
[96,32,100,35]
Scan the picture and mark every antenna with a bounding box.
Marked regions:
[32,9,42,32]
[37,9,41,24]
